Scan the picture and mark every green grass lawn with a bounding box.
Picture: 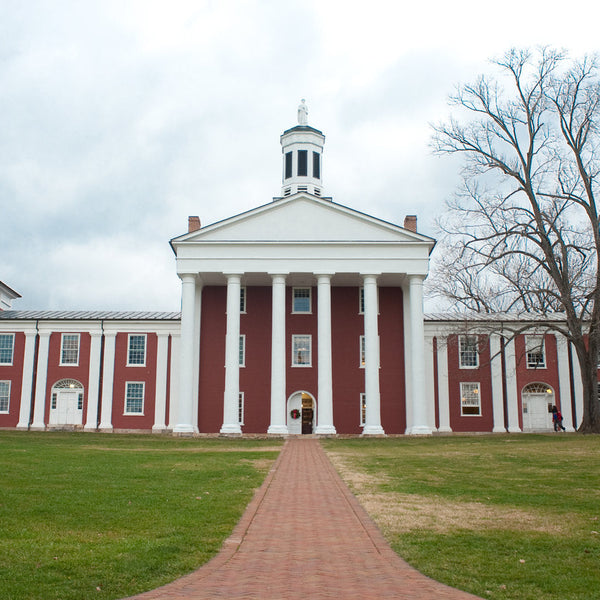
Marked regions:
[322,434,600,600]
[0,432,281,600]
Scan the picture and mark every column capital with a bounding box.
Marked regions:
[178,272,198,283]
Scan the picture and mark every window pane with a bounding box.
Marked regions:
[61,334,79,365]
[297,150,308,176]
[293,288,311,313]
[0,334,14,364]
[126,383,144,414]
[526,336,545,368]
[0,381,10,412]
[128,335,146,365]
[460,382,481,416]
[239,335,245,366]
[238,392,244,424]
[459,336,478,368]
[293,335,311,366]
[285,152,292,179]
[240,287,246,313]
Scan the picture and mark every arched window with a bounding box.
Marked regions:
[522,382,553,395]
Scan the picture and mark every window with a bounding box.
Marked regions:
[127,334,146,366]
[359,288,365,314]
[0,381,10,413]
[125,382,144,414]
[0,334,14,365]
[360,336,366,367]
[292,287,311,313]
[238,392,244,425]
[78,392,83,411]
[459,335,479,368]
[460,382,481,416]
[312,151,320,179]
[239,335,246,367]
[292,335,312,366]
[285,151,292,179]
[240,286,246,313]
[360,393,366,427]
[297,150,308,176]
[526,336,546,368]
[60,334,80,365]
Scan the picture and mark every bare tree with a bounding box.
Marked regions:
[431,47,600,433]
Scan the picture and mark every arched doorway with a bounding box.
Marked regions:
[521,383,554,431]
[287,391,316,434]
[49,379,84,426]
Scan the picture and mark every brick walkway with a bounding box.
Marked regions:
[126,438,483,599]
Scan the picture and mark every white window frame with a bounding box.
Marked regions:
[460,382,481,416]
[459,335,479,369]
[0,380,10,413]
[239,334,246,367]
[60,333,80,366]
[238,391,244,425]
[526,336,546,369]
[0,334,14,365]
[124,381,145,415]
[127,334,147,367]
[359,392,366,427]
[292,287,312,314]
[240,286,246,314]
[292,334,312,367]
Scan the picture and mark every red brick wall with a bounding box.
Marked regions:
[0,332,25,427]
[111,333,157,430]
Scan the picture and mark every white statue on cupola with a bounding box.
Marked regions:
[298,99,308,126]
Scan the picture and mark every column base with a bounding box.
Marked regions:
[507,426,522,433]
[315,425,337,435]
[152,425,169,433]
[406,425,432,435]
[362,425,386,436]
[437,425,452,433]
[493,426,507,433]
[98,424,113,433]
[84,425,99,432]
[220,423,242,435]
[30,424,46,431]
[267,425,289,435]
[173,424,195,434]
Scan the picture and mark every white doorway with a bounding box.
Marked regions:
[50,379,84,426]
[522,383,554,431]
[287,391,316,434]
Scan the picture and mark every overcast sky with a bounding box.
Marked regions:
[2,0,599,311]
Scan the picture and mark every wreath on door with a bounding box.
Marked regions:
[290,409,301,420]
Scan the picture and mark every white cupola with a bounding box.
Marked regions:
[278,100,326,199]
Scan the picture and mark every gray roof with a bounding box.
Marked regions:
[0,310,181,321]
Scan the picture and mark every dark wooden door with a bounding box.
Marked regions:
[301,408,313,434]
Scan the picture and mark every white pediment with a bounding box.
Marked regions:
[173,195,433,245]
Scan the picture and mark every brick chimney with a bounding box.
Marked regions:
[404,215,417,233]
[188,216,201,233]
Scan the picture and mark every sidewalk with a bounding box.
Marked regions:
[126,438,483,599]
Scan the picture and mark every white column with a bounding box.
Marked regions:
[31,331,50,430]
[572,343,584,429]
[362,274,384,435]
[168,333,180,430]
[424,335,437,431]
[268,273,288,434]
[504,336,522,432]
[407,274,432,434]
[316,273,336,434]
[153,333,169,432]
[402,284,413,433]
[17,330,37,429]
[192,280,202,431]
[84,331,102,431]
[175,274,197,433]
[490,334,506,432]
[556,335,576,432]
[99,332,116,431]
[221,273,242,434]
[436,337,452,432]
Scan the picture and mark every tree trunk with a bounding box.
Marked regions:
[573,340,600,432]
